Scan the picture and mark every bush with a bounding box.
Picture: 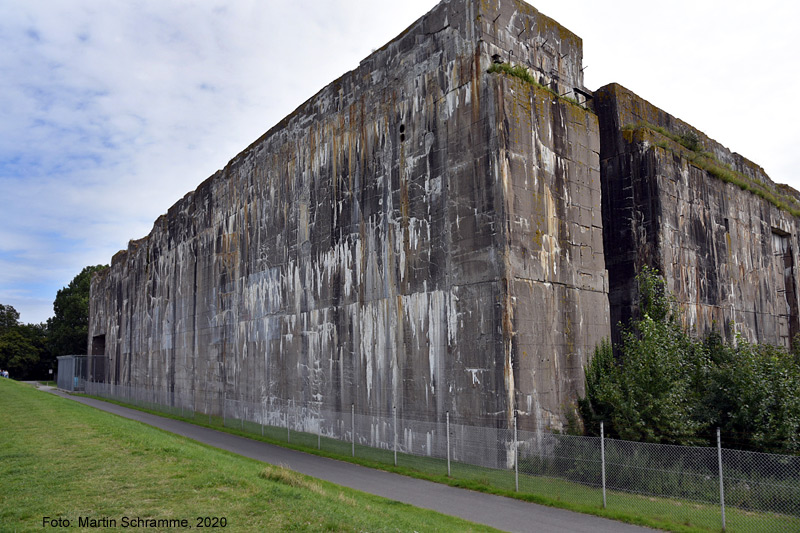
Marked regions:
[581,268,800,453]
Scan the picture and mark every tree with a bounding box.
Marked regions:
[0,303,20,333]
[704,336,800,452]
[0,328,38,377]
[0,325,50,380]
[47,265,107,356]
[579,268,705,445]
[580,267,800,453]
[0,304,50,379]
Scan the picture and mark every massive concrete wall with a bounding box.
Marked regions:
[89,0,608,434]
[89,0,800,436]
[499,79,606,427]
[596,83,800,348]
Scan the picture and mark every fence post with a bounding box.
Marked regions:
[393,406,398,467]
[514,414,519,492]
[318,417,321,450]
[287,400,291,443]
[601,421,607,509]
[717,427,726,531]
[351,403,355,457]
[446,411,451,477]
[261,400,264,437]
[223,391,226,427]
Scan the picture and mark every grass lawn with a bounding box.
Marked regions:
[0,379,499,532]
[96,395,799,533]
[212,413,800,533]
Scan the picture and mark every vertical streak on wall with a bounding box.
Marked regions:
[89,0,607,437]
[596,83,800,349]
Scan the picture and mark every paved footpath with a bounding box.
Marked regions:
[45,387,653,533]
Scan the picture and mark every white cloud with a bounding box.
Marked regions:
[534,0,800,184]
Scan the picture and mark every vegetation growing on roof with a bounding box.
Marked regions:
[623,122,800,217]
[488,62,584,109]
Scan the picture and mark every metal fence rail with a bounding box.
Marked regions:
[83,381,800,532]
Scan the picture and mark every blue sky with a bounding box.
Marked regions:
[2,0,799,324]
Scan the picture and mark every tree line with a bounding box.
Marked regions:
[579,267,800,454]
[0,265,106,380]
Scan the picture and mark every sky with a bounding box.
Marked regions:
[2,0,798,325]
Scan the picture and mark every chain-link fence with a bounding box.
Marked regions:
[85,381,196,418]
[56,355,87,392]
[83,381,799,532]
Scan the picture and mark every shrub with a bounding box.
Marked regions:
[581,268,800,453]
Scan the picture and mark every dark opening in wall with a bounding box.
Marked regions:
[399,123,406,142]
[90,334,106,383]
[771,230,799,346]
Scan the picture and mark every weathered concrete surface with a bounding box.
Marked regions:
[89,0,608,436]
[89,0,800,439]
[498,78,607,428]
[596,83,800,348]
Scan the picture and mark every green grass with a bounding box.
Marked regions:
[0,380,499,532]
[77,391,799,533]
[623,122,800,217]
[487,62,586,109]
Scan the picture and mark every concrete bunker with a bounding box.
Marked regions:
[88,0,800,442]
